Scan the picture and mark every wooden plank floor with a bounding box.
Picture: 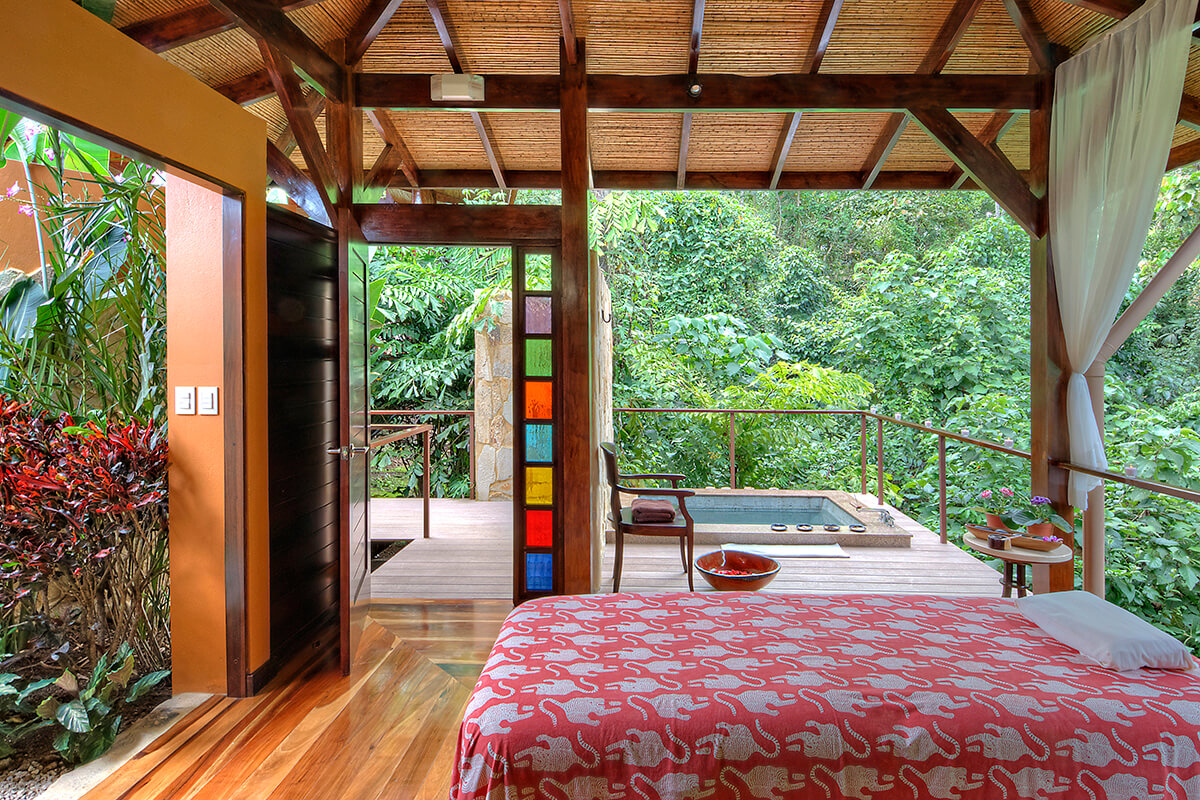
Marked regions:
[370,495,1004,599]
[80,601,511,800]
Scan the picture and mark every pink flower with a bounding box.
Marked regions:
[980,489,992,500]
[5,182,19,198]
[18,204,33,217]
[999,487,1014,497]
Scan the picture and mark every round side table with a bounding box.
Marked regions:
[963,535,1073,598]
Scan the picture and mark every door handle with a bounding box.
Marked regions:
[326,445,371,459]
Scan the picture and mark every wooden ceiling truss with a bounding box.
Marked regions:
[127,0,1200,211]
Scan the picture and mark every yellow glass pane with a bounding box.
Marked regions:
[526,466,553,505]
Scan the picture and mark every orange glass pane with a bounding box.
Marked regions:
[526,466,553,505]
[525,381,552,419]
[526,509,552,547]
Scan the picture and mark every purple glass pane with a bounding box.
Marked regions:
[525,296,551,335]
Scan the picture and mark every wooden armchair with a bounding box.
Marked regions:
[600,442,696,592]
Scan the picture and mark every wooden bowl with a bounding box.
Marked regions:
[695,550,781,591]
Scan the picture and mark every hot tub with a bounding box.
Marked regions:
[612,489,910,547]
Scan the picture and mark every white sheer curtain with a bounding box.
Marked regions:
[1050,0,1196,509]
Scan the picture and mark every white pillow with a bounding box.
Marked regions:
[1016,590,1194,672]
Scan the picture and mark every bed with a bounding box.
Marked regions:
[451,592,1200,800]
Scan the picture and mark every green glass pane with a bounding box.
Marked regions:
[525,339,552,377]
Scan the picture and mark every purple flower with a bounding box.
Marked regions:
[1031,496,1051,505]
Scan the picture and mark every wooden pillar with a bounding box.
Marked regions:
[1082,364,1106,595]
[1029,79,1075,593]
[560,37,593,594]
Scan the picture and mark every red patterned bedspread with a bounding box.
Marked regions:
[451,592,1200,800]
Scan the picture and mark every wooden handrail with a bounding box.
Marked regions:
[1055,461,1200,505]
[369,423,433,449]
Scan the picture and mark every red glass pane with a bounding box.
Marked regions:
[527,509,552,547]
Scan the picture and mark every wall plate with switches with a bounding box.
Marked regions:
[174,386,196,416]
[198,386,219,416]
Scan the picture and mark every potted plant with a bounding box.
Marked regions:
[972,487,1018,532]
[1007,495,1073,540]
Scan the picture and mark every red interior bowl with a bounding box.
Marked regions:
[695,550,781,591]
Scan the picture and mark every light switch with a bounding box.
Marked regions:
[174,386,196,416]
[198,386,219,416]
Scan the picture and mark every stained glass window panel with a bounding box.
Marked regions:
[525,339,552,377]
[525,296,551,335]
[526,423,552,462]
[526,509,552,547]
[526,552,552,592]
[525,381,552,419]
[526,466,553,505]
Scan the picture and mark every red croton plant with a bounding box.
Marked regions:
[0,401,169,667]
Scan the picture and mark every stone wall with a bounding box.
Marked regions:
[474,292,514,500]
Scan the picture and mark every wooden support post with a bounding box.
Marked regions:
[938,435,948,544]
[1028,80,1074,594]
[423,428,431,539]
[859,413,868,495]
[876,416,885,506]
[1082,364,1106,595]
[560,37,592,595]
[729,412,737,489]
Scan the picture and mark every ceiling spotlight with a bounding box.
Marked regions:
[687,80,703,98]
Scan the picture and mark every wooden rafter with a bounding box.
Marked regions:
[947,111,1017,188]
[909,106,1038,233]
[424,0,506,189]
[209,0,345,102]
[365,109,422,187]
[861,0,985,188]
[1001,0,1061,71]
[356,72,1041,111]
[1062,0,1200,24]
[120,0,323,53]
[1178,94,1200,132]
[216,69,275,105]
[346,0,405,66]
[364,144,402,191]
[1167,137,1200,171]
[273,89,327,156]
[260,40,337,223]
[769,0,843,189]
[678,0,705,189]
[558,0,577,64]
[268,141,330,223]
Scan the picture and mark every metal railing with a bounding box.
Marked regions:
[368,423,433,538]
[370,409,477,499]
[615,407,1034,545]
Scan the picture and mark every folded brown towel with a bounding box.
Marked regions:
[631,498,676,523]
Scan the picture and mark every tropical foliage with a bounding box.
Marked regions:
[371,171,1200,648]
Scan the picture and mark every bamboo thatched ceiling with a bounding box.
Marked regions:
[109,0,1200,193]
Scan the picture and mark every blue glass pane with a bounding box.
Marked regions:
[526,553,553,592]
[526,423,552,463]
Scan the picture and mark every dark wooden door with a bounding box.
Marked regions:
[338,209,371,674]
[265,207,339,687]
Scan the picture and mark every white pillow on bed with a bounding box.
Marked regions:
[1016,590,1194,672]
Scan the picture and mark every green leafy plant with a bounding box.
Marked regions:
[32,643,169,764]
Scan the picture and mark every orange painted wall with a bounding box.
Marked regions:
[0,0,270,692]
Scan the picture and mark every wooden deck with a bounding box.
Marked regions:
[370,495,1004,599]
[78,601,511,800]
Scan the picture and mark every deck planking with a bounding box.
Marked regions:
[370,495,1004,599]
[79,601,512,800]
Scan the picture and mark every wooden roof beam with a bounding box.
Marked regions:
[120,0,324,53]
[947,110,1018,188]
[268,140,330,223]
[364,143,402,191]
[424,0,506,189]
[365,108,422,187]
[260,40,337,223]
[366,167,1002,191]
[1167,136,1200,171]
[1002,0,1066,71]
[209,0,345,102]
[910,106,1038,234]
[346,0,405,66]
[678,0,705,189]
[356,73,1042,111]
[860,0,984,188]
[216,69,275,105]
[558,0,577,64]
[1059,0,1200,24]
[769,0,844,189]
[273,89,327,156]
